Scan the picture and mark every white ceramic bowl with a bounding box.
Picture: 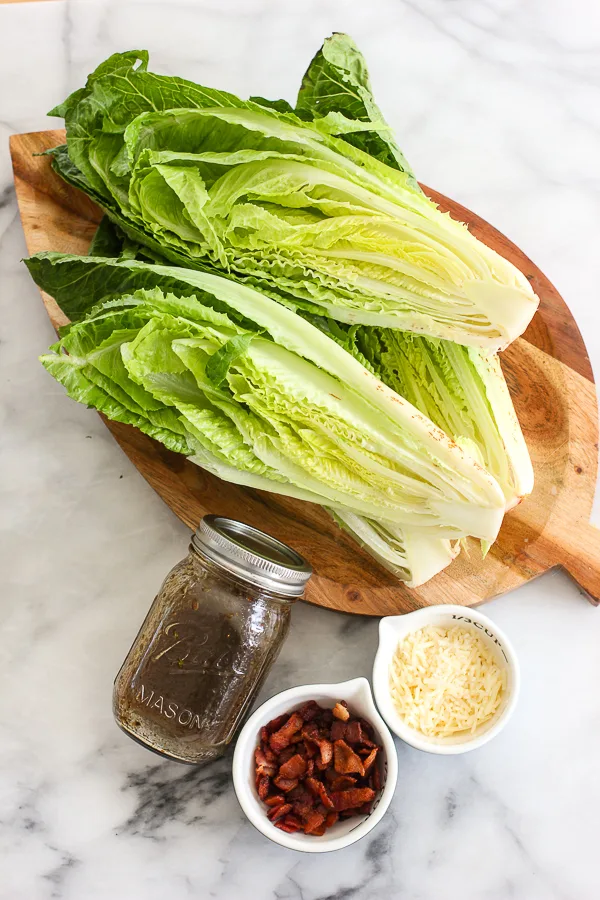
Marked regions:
[232,677,398,852]
[373,605,520,754]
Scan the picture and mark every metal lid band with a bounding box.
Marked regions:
[192,515,312,597]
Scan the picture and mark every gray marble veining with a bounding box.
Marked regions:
[1,1,600,898]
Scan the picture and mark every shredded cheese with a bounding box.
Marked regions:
[389,625,506,738]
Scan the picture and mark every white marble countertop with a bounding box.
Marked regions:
[1,1,600,898]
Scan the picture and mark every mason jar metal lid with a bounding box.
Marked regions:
[192,515,312,597]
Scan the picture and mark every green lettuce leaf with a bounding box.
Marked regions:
[40,351,193,455]
[88,217,123,257]
[49,144,207,271]
[296,32,418,185]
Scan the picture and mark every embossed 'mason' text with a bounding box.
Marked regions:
[135,683,202,729]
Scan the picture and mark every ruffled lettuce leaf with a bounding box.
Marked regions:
[295,32,418,185]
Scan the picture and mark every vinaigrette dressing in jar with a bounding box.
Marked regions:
[113,516,311,764]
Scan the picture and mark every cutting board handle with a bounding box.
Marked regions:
[538,519,600,605]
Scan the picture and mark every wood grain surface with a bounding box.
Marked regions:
[10,129,600,614]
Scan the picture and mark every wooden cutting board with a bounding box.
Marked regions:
[10,129,600,614]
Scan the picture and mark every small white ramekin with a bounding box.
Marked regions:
[373,605,520,755]
[232,677,398,852]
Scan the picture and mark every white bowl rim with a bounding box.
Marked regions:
[372,604,520,755]
[232,676,398,852]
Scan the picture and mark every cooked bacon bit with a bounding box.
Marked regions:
[344,721,365,745]
[292,795,315,819]
[317,787,335,811]
[298,700,321,722]
[277,745,298,765]
[333,740,365,776]
[301,723,318,742]
[329,775,357,791]
[303,809,326,834]
[273,776,299,792]
[362,748,379,773]
[301,721,318,737]
[286,813,303,827]
[257,775,270,800]
[262,745,277,763]
[303,739,318,759]
[305,776,335,810]
[277,813,303,833]
[304,776,322,798]
[269,713,303,753]
[278,754,307,780]
[287,784,306,800]
[275,819,300,833]
[255,748,277,777]
[266,713,289,734]
[292,800,314,821]
[255,700,383,838]
[325,811,339,829]
[331,788,376,812]
[267,802,292,821]
[332,702,350,722]
[330,720,347,742]
[316,737,333,767]
[254,747,268,766]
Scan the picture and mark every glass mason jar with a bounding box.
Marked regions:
[113,516,311,764]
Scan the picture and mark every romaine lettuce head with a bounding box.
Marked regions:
[48,48,539,351]
[27,253,505,543]
[293,33,534,515]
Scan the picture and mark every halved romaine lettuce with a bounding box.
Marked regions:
[293,34,533,512]
[27,253,505,544]
[48,48,539,350]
